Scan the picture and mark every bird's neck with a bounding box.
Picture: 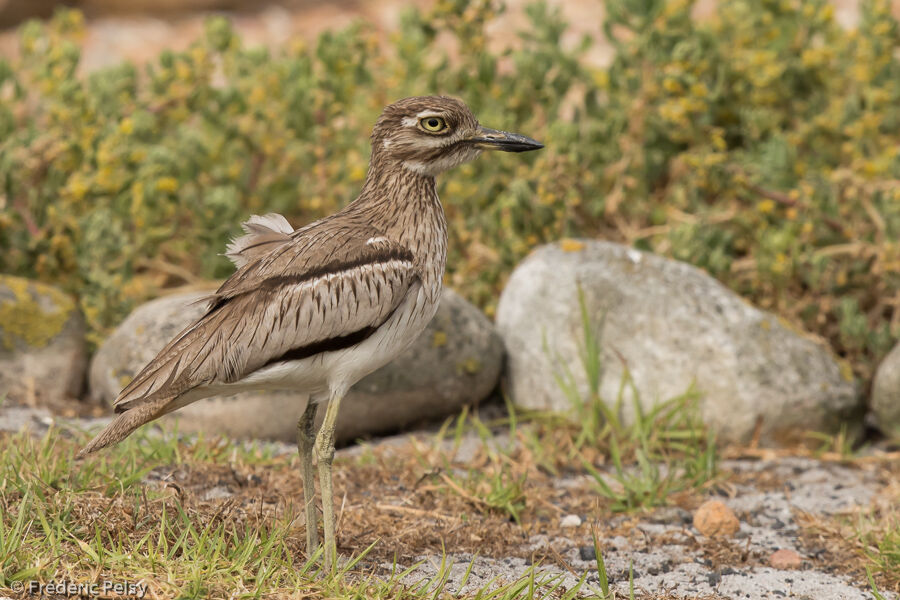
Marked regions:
[353,160,448,290]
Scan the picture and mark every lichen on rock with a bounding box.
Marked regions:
[0,275,76,350]
[0,275,87,405]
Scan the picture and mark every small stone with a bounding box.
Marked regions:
[769,548,803,569]
[693,500,740,537]
[560,514,582,528]
[202,485,233,501]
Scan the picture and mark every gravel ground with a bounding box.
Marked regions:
[397,456,895,600]
[2,405,896,600]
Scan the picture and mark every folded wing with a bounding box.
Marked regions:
[78,215,416,456]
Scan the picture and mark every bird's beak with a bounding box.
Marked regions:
[468,126,544,152]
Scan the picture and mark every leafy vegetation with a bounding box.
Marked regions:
[1,0,897,386]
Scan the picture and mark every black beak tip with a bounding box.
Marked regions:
[474,127,545,152]
[519,139,544,152]
[499,135,544,153]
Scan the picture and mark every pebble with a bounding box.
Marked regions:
[693,499,740,537]
[201,485,233,501]
[769,548,803,569]
[560,514,582,528]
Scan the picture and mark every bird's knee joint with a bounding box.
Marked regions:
[315,434,335,463]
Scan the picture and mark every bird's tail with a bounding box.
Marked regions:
[76,396,172,458]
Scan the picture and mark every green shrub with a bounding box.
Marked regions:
[1,0,898,386]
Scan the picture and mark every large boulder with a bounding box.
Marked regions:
[495,240,860,445]
[90,288,502,442]
[0,275,87,406]
[871,342,900,436]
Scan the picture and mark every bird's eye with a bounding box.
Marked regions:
[420,116,448,133]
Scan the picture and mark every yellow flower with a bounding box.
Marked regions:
[432,331,447,348]
[663,78,683,93]
[873,22,892,36]
[559,239,585,252]
[66,175,89,201]
[852,64,872,83]
[690,82,708,98]
[349,164,366,182]
[175,61,192,81]
[711,129,726,151]
[836,271,847,286]
[289,39,307,55]
[757,199,775,214]
[248,85,266,106]
[96,166,115,190]
[155,177,178,193]
[190,45,208,65]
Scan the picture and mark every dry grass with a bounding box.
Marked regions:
[795,459,900,596]
[1,412,897,600]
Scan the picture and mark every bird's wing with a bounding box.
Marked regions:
[78,216,416,456]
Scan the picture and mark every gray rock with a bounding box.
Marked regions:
[872,342,900,436]
[90,288,502,442]
[0,404,54,434]
[495,240,860,445]
[0,275,87,405]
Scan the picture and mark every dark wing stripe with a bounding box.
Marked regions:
[253,273,415,372]
[259,325,379,369]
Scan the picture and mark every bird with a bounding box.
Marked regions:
[77,95,543,570]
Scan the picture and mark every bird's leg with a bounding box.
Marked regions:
[297,399,320,557]
[314,390,343,572]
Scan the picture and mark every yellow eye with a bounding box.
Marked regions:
[420,116,448,133]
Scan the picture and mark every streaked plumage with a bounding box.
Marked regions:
[78,95,543,569]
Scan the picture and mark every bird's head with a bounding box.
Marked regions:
[370,96,543,177]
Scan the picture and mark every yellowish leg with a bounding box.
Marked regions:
[315,391,344,571]
[297,400,319,557]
